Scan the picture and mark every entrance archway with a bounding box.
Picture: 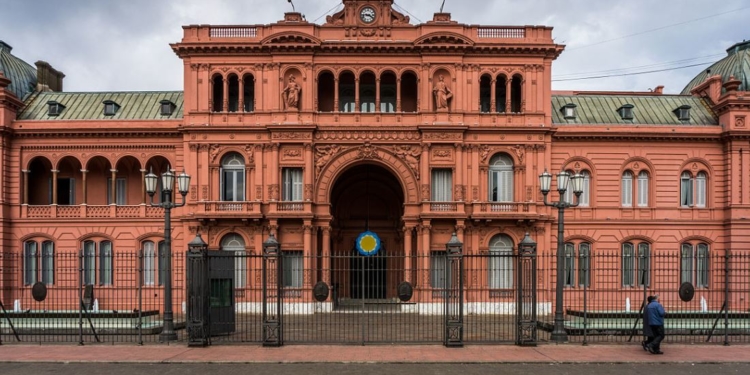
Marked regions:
[330,163,404,302]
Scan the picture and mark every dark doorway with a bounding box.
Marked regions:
[350,246,387,299]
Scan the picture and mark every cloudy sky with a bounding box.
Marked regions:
[1,0,747,94]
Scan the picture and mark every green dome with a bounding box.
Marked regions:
[681,40,750,95]
[0,41,37,100]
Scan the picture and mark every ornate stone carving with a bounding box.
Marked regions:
[314,130,420,141]
[433,149,452,158]
[472,185,479,201]
[272,132,310,139]
[210,144,220,163]
[392,145,421,179]
[421,184,430,201]
[479,145,491,164]
[281,74,301,111]
[269,184,279,200]
[433,74,453,111]
[315,144,342,175]
[455,185,465,201]
[510,145,525,164]
[283,148,302,159]
[245,145,255,163]
[304,184,313,201]
[256,186,263,200]
[356,142,380,160]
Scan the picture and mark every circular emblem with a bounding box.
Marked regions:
[313,281,330,302]
[679,282,695,302]
[32,282,48,302]
[356,231,381,256]
[397,281,414,302]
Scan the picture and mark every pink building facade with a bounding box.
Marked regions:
[1,1,750,322]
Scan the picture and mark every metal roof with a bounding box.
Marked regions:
[681,40,750,95]
[18,91,184,120]
[0,41,37,100]
[551,95,717,126]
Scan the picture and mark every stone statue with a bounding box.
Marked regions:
[433,74,453,111]
[282,74,301,110]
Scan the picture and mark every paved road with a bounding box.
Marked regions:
[2,363,750,375]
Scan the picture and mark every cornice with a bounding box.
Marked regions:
[553,133,722,142]
[12,130,182,139]
[21,144,175,151]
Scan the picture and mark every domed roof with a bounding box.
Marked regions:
[681,40,750,95]
[0,40,37,100]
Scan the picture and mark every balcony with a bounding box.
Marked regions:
[23,205,163,219]
[194,201,262,220]
[469,202,535,221]
[267,201,313,219]
[420,201,466,218]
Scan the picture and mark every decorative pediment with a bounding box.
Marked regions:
[414,32,475,47]
[261,32,322,47]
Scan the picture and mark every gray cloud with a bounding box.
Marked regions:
[1,0,746,93]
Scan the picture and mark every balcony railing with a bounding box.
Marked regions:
[477,27,526,39]
[203,201,255,213]
[209,26,257,38]
[430,202,458,212]
[24,205,163,219]
[478,202,530,213]
[278,202,304,212]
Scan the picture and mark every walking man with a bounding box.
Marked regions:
[642,295,655,351]
[646,294,666,354]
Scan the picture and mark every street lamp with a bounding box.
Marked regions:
[539,169,584,343]
[145,166,191,342]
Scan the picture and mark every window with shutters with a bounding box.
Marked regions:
[637,171,649,207]
[488,235,514,289]
[283,251,303,288]
[563,170,590,206]
[430,251,451,289]
[142,240,165,287]
[23,240,56,286]
[681,242,709,288]
[82,239,113,286]
[563,241,592,288]
[431,168,453,202]
[621,171,633,207]
[622,241,650,287]
[681,171,708,208]
[282,168,303,201]
[221,233,247,288]
[488,154,513,202]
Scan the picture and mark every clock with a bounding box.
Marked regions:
[360,6,376,23]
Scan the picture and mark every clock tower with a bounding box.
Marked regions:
[325,0,410,27]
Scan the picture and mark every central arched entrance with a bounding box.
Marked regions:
[330,163,405,302]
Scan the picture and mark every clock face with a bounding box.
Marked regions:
[360,6,376,23]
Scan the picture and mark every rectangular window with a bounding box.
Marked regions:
[282,168,303,201]
[83,241,96,286]
[430,251,450,289]
[283,251,303,288]
[431,169,453,202]
[637,243,650,287]
[578,243,591,287]
[41,241,55,285]
[637,173,648,207]
[221,168,245,202]
[681,174,693,207]
[489,169,513,202]
[580,172,590,207]
[234,251,247,288]
[107,178,126,205]
[143,242,155,286]
[99,241,113,286]
[24,241,38,286]
[680,243,693,285]
[696,244,709,288]
[622,243,634,287]
[621,174,632,207]
[564,243,575,287]
[696,173,706,208]
[489,248,513,289]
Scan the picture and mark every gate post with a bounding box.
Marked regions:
[262,233,283,346]
[516,233,538,346]
[444,233,463,347]
[186,233,210,347]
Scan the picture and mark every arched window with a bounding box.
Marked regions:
[339,71,355,112]
[221,153,245,202]
[489,235,514,289]
[496,75,508,113]
[380,72,397,113]
[479,74,491,113]
[400,71,418,112]
[227,74,239,112]
[564,170,590,206]
[564,243,575,287]
[681,171,707,208]
[578,243,591,287]
[622,241,650,287]
[489,154,513,202]
[696,172,707,207]
[243,74,255,112]
[621,171,633,207]
[360,71,376,113]
[317,71,335,112]
[211,74,224,112]
[81,240,112,286]
[681,242,709,288]
[221,233,247,288]
[563,242,592,287]
[637,171,649,207]
[680,171,693,207]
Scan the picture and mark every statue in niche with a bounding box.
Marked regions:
[282,74,301,110]
[433,74,453,111]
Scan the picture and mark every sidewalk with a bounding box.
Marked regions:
[1,343,749,364]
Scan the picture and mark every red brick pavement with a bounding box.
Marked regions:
[0,344,749,363]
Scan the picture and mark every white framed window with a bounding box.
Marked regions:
[143,241,155,286]
[431,168,453,202]
[221,153,245,202]
[564,243,575,287]
[637,171,649,207]
[564,242,592,288]
[680,171,694,207]
[99,240,113,286]
[221,233,247,288]
[283,251,303,288]
[622,242,650,287]
[282,168,303,201]
[489,154,513,202]
[83,240,96,286]
[107,178,126,205]
[578,243,591,287]
[681,242,709,288]
[621,171,633,207]
[563,170,590,206]
[696,172,707,208]
[488,235,514,289]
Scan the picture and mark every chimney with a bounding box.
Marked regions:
[35,60,65,92]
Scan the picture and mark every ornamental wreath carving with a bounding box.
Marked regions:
[356,142,380,160]
[393,145,422,179]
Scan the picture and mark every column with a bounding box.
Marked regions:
[222,78,229,112]
[304,144,313,201]
[375,78,381,113]
[22,170,29,205]
[456,144,463,201]
[420,223,431,288]
[255,145,263,200]
[490,79,497,112]
[238,77,245,112]
[396,78,402,112]
[139,169,146,204]
[404,226,413,282]
[322,225,331,284]
[81,169,88,205]
[110,169,117,205]
[271,144,279,200]
[51,169,59,205]
[506,79,512,113]
[303,222,313,288]
[421,144,430,201]
[354,77,360,112]
[334,78,340,112]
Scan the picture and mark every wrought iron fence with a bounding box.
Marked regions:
[1,249,749,346]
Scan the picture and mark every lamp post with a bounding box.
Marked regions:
[539,169,583,343]
[145,166,191,342]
